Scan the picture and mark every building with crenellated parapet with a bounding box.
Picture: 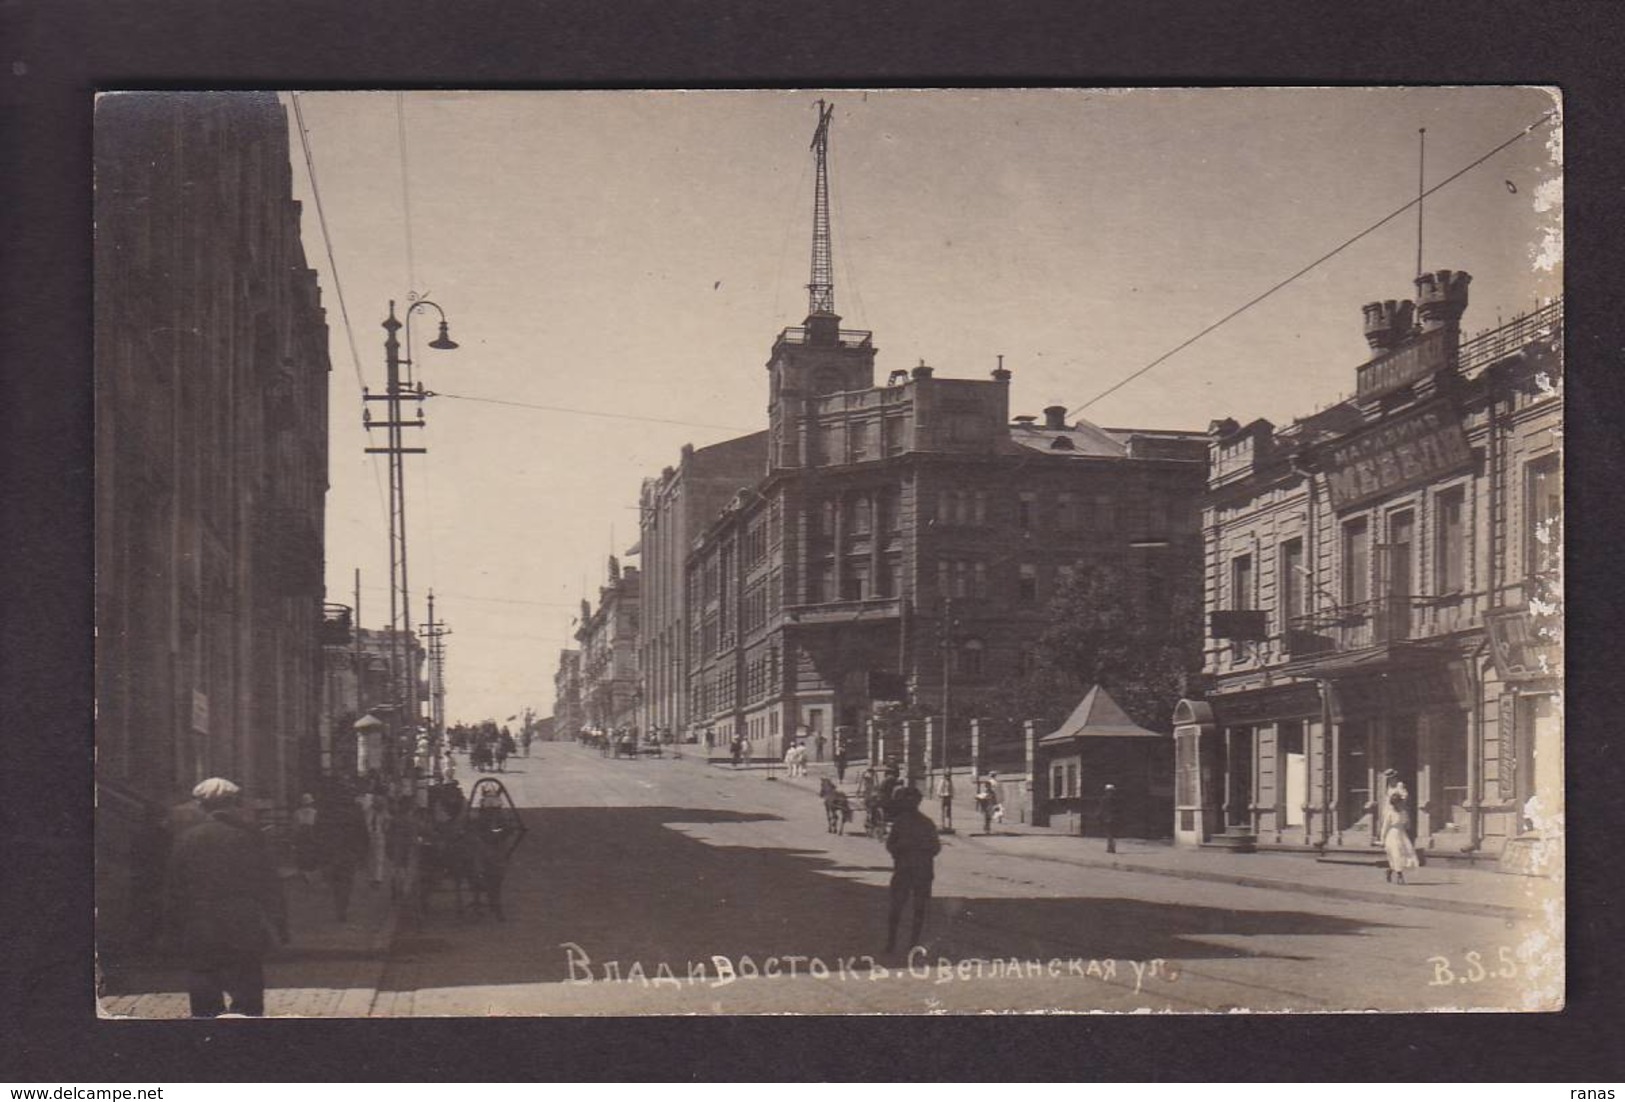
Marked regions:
[1174,270,1562,868]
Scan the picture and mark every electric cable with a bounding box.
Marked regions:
[1068,109,1559,416]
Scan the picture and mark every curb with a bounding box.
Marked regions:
[958,836,1538,921]
[718,754,1538,921]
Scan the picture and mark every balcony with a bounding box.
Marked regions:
[1285,594,1483,657]
[773,326,873,353]
[783,596,901,626]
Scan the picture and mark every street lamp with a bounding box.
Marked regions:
[363,296,458,789]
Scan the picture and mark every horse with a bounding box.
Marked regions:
[820,778,852,835]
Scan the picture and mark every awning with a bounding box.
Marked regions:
[1040,685,1165,745]
[1279,640,1456,681]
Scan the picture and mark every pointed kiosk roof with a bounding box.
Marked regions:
[1039,684,1165,745]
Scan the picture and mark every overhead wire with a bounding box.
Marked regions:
[1068,108,1560,416]
[397,92,418,297]
[288,92,390,526]
[430,390,756,432]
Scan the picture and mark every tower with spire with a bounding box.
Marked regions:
[767,99,878,471]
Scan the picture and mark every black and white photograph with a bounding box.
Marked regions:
[92,87,1563,1018]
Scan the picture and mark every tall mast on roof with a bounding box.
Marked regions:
[807,99,836,317]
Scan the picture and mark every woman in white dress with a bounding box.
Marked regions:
[1381,789,1420,884]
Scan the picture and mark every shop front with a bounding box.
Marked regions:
[1175,644,1471,853]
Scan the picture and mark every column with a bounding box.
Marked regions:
[970,718,982,779]
[923,716,936,787]
[1023,719,1038,826]
[901,720,915,778]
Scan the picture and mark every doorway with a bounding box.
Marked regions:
[1226,727,1254,828]
[1280,721,1307,829]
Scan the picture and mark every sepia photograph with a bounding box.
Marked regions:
[92,87,1563,1018]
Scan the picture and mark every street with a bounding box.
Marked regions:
[100,741,1557,1017]
[369,744,1555,1015]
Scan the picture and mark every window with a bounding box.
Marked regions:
[819,424,840,466]
[937,559,950,595]
[974,561,988,598]
[1052,764,1067,800]
[841,567,866,601]
[959,638,985,677]
[1230,554,1254,610]
[877,561,897,598]
[1018,492,1036,530]
[1056,493,1076,530]
[849,494,871,535]
[1018,563,1037,603]
[1343,518,1370,606]
[954,492,971,526]
[820,500,836,538]
[851,421,873,461]
[883,416,904,456]
[1280,539,1305,628]
[1526,456,1561,576]
[816,565,836,604]
[1091,494,1117,532]
[974,491,988,526]
[1055,563,1076,593]
[876,488,898,533]
[937,490,952,526]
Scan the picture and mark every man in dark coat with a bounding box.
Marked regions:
[317,786,371,923]
[166,777,288,1017]
[883,784,941,954]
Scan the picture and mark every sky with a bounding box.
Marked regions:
[281,88,1561,727]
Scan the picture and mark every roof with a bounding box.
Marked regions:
[1009,418,1128,459]
[1039,685,1165,744]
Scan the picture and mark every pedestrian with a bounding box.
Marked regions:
[731,735,745,769]
[935,770,955,830]
[316,787,370,922]
[1100,783,1119,854]
[1381,784,1419,885]
[292,793,320,884]
[975,773,999,835]
[361,786,392,888]
[166,777,288,1017]
[834,742,849,784]
[884,785,941,954]
[877,764,904,816]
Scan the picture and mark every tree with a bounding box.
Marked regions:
[987,554,1205,732]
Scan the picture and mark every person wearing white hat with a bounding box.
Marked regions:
[166,777,287,1016]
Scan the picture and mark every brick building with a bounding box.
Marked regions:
[637,433,769,742]
[685,306,1208,767]
[552,648,584,741]
[95,92,331,951]
[576,560,642,735]
[1174,271,1562,866]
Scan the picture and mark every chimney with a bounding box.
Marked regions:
[911,359,934,381]
[1043,405,1068,430]
[1414,269,1472,335]
[1361,299,1415,352]
[991,354,1011,383]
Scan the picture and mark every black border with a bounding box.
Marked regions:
[6,0,1624,1084]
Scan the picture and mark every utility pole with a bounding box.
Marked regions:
[424,590,451,781]
[363,298,456,787]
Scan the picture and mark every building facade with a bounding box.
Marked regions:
[637,433,768,742]
[319,622,427,779]
[576,560,642,735]
[95,92,331,951]
[685,307,1208,767]
[1174,271,1562,865]
[552,648,584,741]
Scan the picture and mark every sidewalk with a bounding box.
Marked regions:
[749,758,1555,922]
[98,863,400,1018]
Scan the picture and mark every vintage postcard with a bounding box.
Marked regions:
[94,87,1562,1016]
